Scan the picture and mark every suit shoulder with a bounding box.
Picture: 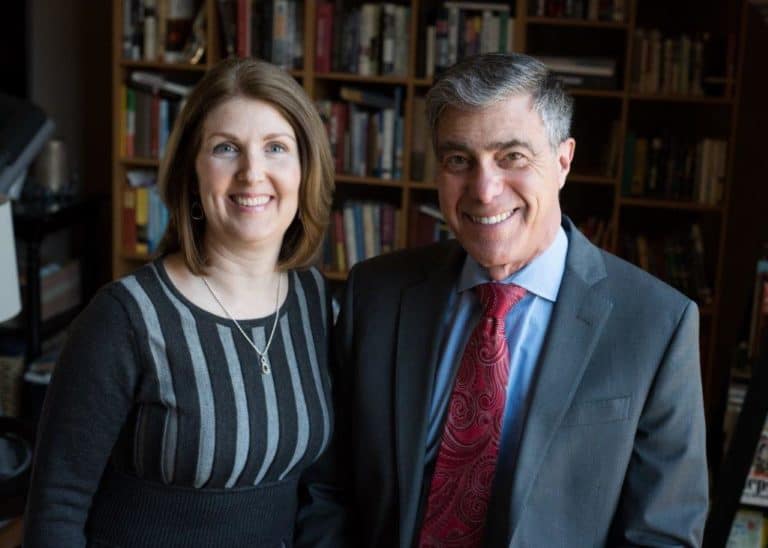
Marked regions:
[349,240,462,285]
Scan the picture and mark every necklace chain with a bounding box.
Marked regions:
[201,274,282,375]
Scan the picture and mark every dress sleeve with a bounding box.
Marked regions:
[23,287,141,547]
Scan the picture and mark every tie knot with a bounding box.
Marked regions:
[475,283,527,320]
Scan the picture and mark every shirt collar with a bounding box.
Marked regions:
[457,226,569,302]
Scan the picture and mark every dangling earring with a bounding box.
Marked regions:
[191,200,205,221]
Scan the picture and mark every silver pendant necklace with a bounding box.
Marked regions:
[201,273,282,375]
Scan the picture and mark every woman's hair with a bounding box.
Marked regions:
[158,57,334,274]
[425,52,573,150]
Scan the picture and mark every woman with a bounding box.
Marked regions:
[24,58,343,547]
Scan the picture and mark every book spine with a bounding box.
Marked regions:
[315,3,334,73]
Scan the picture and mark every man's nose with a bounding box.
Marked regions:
[470,161,505,204]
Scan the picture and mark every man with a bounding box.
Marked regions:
[336,53,708,547]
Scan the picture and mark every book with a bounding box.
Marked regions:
[315,3,334,73]
[216,0,237,58]
[742,420,768,507]
[339,86,395,110]
[129,71,193,98]
[726,509,765,547]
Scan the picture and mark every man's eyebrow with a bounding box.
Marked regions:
[436,140,472,155]
[436,139,536,155]
[486,139,536,154]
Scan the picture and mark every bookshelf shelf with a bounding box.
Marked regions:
[568,89,625,98]
[408,181,437,189]
[314,72,409,85]
[619,197,723,212]
[525,16,628,29]
[324,271,347,282]
[335,175,406,188]
[569,173,617,185]
[629,93,733,105]
[120,60,208,72]
[121,250,151,262]
[120,157,160,167]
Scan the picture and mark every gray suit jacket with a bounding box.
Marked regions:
[335,217,708,547]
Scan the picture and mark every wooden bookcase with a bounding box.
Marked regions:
[110,0,746,418]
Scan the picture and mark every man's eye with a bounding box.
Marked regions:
[501,151,527,167]
[213,143,237,155]
[444,155,469,169]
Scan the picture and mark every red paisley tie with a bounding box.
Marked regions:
[419,282,527,548]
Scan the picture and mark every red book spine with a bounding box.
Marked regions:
[236,0,251,57]
[315,3,334,73]
[122,187,137,253]
[331,102,348,173]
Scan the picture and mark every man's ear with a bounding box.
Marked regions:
[557,138,576,189]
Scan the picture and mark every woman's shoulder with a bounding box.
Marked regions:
[291,266,331,300]
[88,259,167,319]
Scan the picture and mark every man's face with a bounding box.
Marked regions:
[434,94,575,281]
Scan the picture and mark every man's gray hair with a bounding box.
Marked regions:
[425,52,574,149]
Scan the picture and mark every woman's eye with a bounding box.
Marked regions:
[213,142,237,155]
[267,142,287,154]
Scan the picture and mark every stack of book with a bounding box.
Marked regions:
[536,56,618,90]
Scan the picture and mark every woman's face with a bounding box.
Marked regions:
[195,96,301,258]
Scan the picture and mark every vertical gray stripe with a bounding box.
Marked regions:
[152,265,216,488]
[278,315,310,480]
[120,276,178,484]
[309,267,328,330]
[293,272,331,456]
[253,325,280,484]
[218,325,251,488]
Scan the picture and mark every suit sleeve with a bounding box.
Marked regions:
[294,276,349,547]
[23,288,140,547]
[610,300,709,547]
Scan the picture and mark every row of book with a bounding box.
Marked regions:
[531,0,626,21]
[629,30,709,96]
[621,134,727,205]
[218,0,304,68]
[322,201,401,272]
[122,71,192,159]
[122,170,169,255]
[122,0,205,64]
[316,2,410,76]
[424,3,515,77]
[315,87,405,180]
[620,224,713,305]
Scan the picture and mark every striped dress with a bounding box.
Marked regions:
[24,259,337,548]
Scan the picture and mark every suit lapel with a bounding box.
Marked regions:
[507,221,614,544]
[395,243,464,547]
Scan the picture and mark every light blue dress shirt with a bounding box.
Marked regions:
[425,227,569,519]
